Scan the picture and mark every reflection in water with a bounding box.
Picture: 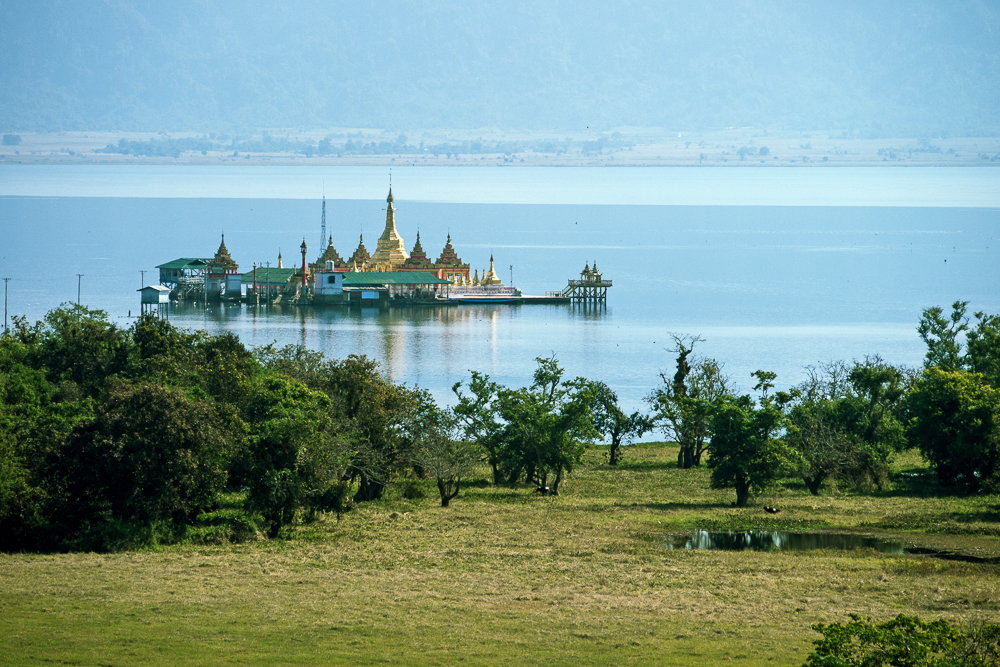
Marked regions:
[167,301,606,408]
[667,530,905,554]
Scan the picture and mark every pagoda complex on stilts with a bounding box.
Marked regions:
[152,185,611,308]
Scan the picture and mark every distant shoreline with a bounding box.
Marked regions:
[3,130,999,168]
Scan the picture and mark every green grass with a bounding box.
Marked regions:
[1,443,998,666]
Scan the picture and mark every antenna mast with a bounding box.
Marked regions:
[320,189,327,252]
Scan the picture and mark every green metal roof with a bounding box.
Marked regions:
[342,272,451,286]
[156,258,210,270]
[238,267,298,285]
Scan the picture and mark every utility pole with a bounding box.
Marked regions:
[139,270,147,288]
[76,274,84,305]
[3,277,9,334]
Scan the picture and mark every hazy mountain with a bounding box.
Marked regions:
[2,0,998,135]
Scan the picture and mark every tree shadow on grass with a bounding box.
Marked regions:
[639,501,732,511]
[612,461,678,472]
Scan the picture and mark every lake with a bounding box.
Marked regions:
[1,166,997,419]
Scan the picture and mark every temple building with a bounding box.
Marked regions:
[399,232,436,272]
[368,188,409,270]
[348,234,371,270]
[432,233,471,283]
[206,234,240,300]
[311,235,348,271]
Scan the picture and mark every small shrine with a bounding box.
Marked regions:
[480,255,503,286]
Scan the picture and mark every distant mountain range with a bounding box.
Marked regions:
[2,0,998,136]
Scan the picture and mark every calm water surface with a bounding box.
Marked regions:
[1,166,997,418]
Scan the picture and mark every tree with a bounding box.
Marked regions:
[787,357,911,494]
[905,368,1000,491]
[452,371,506,484]
[19,304,132,398]
[708,371,801,506]
[786,399,856,495]
[455,357,595,495]
[805,613,1000,667]
[918,300,970,372]
[589,381,652,465]
[494,358,596,495]
[918,301,1000,387]
[62,381,232,526]
[967,310,1000,388]
[326,355,418,502]
[242,375,352,535]
[406,399,480,507]
[648,335,732,468]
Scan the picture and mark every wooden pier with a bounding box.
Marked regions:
[549,262,612,304]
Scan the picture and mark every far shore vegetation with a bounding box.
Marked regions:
[1,300,998,665]
[3,128,999,168]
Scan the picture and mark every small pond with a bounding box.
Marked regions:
[666,530,905,554]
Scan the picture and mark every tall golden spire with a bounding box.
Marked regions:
[370,187,408,267]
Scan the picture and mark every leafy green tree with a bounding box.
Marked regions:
[905,368,1000,491]
[786,399,857,496]
[255,346,429,504]
[406,398,480,507]
[452,371,506,484]
[805,613,1000,667]
[589,381,652,465]
[326,355,417,502]
[919,301,1000,387]
[494,357,597,495]
[62,381,232,526]
[456,358,596,494]
[708,371,801,506]
[242,375,352,535]
[254,342,329,389]
[129,314,203,383]
[14,304,131,398]
[788,357,911,494]
[648,335,732,468]
[967,310,1000,388]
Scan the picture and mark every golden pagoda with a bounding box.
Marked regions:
[368,188,408,268]
[481,254,503,286]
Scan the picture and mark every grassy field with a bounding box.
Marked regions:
[2,443,998,666]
